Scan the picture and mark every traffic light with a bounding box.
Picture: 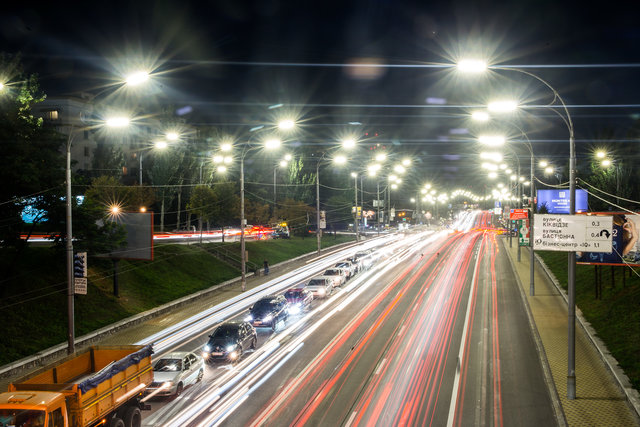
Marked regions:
[74,252,87,278]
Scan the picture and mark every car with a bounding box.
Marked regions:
[147,351,204,397]
[245,294,289,330]
[284,288,314,314]
[306,277,334,298]
[202,321,257,363]
[352,250,373,270]
[322,268,347,286]
[334,260,357,277]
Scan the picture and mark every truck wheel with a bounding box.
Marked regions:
[122,407,141,427]
[109,417,125,427]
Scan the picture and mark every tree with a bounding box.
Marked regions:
[0,54,66,248]
[210,181,240,226]
[275,198,315,231]
[149,148,184,231]
[187,185,216,231]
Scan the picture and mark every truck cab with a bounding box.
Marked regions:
[0,391,67,427]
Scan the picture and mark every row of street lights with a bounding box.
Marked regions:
[457,58,578,400]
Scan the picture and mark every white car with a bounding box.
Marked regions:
[306,277,334,298]
[147,351,204,397]
[320,269,347,287]
[334,261,357,277]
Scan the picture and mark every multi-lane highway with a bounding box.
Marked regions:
[138,211,557,426]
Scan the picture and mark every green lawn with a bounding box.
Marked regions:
[0,234,355,366]
[537,251,640,390]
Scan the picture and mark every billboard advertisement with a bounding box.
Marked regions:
[537,189,588,214]
[108,212,154,260]
[576,212,640,266]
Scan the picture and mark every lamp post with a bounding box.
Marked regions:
[459,59,578,399]
[351,172,360,241]
[239,132,287,291]
[315,153,349,254]
[138,138,171,186]
[273,154,292,219]
[65,115,131,354]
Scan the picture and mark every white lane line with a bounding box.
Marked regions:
[374,358,387,376]
[446,236,484,427]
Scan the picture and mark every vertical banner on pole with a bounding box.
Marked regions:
[519,218,530,246]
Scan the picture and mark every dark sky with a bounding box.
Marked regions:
[3,0,640,193]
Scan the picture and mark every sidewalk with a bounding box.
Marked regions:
[503,238,640,426]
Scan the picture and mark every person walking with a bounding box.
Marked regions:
[263,259,270,275]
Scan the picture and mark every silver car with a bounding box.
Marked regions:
[147,351,205,397]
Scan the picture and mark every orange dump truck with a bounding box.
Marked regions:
[0,345,153,427]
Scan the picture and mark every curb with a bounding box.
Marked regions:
[0,239,365,382]
[535,252,640,420]
[502,239,567,426]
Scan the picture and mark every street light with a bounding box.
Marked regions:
[460,58,578,399]
[274,154,293,219]
[239,120,294,291]
[139,135,173,186]
[351,172,360,241]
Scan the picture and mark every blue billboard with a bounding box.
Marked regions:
[537,189,587,214]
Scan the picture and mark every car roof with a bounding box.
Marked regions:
[255,295,283,303]
[286,287,306,292]
[160,351,193,359]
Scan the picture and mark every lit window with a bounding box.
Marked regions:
[44,110,59,120]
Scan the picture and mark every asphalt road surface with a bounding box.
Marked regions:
[140,212,556,426]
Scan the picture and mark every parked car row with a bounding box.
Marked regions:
[149,248,379,398]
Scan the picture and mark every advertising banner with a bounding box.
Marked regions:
[537,189,588,214]
[510,209,528,220]
[576,212,640,266]
[518,219,530,246]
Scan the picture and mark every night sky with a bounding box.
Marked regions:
[3,0,640,193]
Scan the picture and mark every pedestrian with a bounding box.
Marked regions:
[263,259,270,275]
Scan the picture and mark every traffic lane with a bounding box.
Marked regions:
[340,232,480,425]
[227,233,463,426]
[453,232,556,426]
[140,251,397,425]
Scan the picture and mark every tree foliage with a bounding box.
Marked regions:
[187,185,216,230]
[0,54,65,248]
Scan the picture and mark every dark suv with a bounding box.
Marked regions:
[245,295,289,330]
[202,321,257,363]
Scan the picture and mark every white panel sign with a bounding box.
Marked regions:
[74,278,87,295]
[533,214,613,252]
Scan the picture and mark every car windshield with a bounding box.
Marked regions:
[212,325,239,339]
[324,269,340,275]
[0,409,46,427]
[253,300,276,310]
[285,290,302,298]
[336,263,349,268]
[154,358,182,372]
[308,280,324,286]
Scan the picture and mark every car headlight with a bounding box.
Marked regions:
[288,304,301,315]
[244,315,253,322]
[202,351,210,359]
[229,351,238,360]
[226,345,236,352]
[319,289,326,295]
[204,344,211,352]
[263,315,273,322]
